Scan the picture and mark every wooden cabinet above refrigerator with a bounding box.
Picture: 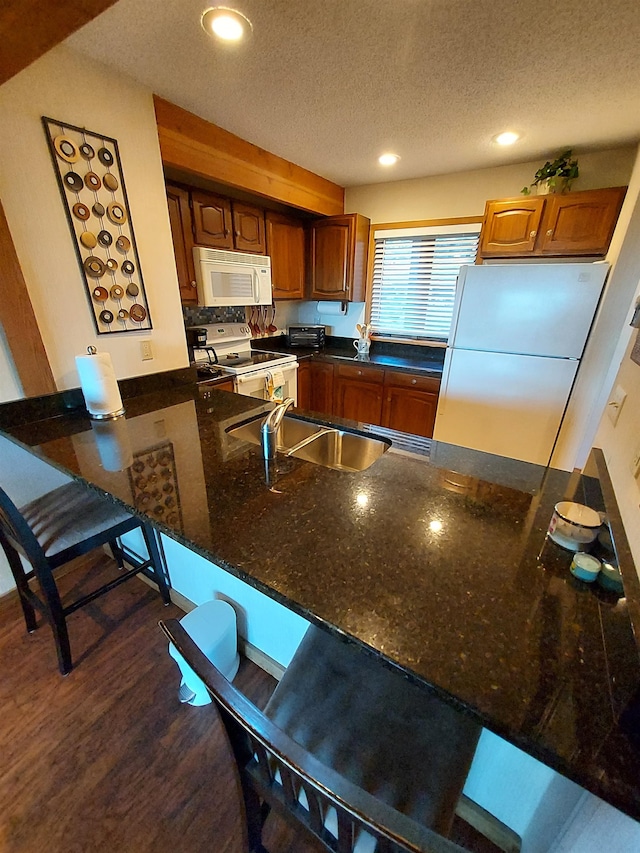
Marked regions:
[478,186,626,259]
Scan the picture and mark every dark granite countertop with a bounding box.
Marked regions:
[253,335,446,377]
[1,374,639,822]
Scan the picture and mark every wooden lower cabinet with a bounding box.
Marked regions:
[215,379,235,393]
[382,371,440,437]
[309,360,334,414]
[333,364,384,424]
[296,359,311,409]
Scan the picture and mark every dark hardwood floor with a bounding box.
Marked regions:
[0,552,502,853]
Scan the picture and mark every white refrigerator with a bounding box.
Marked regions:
[433,263,609,466]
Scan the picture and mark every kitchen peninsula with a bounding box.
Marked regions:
[1,374,639,829]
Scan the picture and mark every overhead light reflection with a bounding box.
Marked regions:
[356,492,369,508]
[428,519,443,533]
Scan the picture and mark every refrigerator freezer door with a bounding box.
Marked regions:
[434,348,579,466]
[452,264,608,358]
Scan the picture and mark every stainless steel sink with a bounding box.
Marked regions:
[226,415,390,471]
[291,428,389,472]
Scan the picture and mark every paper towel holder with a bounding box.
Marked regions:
[82,346,125,420]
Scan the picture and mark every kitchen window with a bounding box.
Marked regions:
[370,223,481,342]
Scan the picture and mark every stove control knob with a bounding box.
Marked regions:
[241,325,250,335]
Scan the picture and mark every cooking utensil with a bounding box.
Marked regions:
[97,147,114,166]
[129,303,147,322]
[72,202,90,221]
[267,301,277,333]
[106,202,127,225]
[54,135,79,163]
[84,172,101,191]
[103,173,119,192]
[63,171,83,192]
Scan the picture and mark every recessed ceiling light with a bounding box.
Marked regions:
[378,153,400,167]
[201,7,253,42]
[493,131,520,146]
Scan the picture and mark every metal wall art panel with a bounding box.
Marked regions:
[43,116,152,334]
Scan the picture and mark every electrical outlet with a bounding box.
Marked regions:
[606,384,626,425]
[632,446,640,479]
[140,340,153,361]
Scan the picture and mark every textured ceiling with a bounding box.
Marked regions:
[66,0,640,187]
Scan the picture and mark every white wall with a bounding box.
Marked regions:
[345,148,637,222]
[0,45,188,391]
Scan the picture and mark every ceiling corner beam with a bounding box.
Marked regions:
[153,96,344,217]
[0,0,120,86]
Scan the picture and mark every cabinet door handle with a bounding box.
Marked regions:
[530,230,537,238]
[224,229,230,236]
[411,378,417,385]
[191,280,197,289]
[357,370,362,376]
[546,229,553,237]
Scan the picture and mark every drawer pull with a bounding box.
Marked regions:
[411,378,417,384]
[546,229,553,237]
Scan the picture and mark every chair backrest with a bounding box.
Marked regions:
[0,484,47,568]
[160,618,467,853]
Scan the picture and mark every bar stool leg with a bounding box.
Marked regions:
[3,541,38,633]
[34,563,72,675]
[141,523,171,605]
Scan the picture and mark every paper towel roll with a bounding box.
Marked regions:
[316,301,347,316]
[75,349,124,418]
[91,417,133,471]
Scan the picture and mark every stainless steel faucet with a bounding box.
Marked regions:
[261,397,295,460]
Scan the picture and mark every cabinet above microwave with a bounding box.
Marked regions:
[193,247,272,307]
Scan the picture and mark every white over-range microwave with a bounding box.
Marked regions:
[193,247,273,307]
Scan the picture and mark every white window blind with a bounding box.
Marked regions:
[370,227,480,341]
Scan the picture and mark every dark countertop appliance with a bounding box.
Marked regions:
[186,327,208,362]
[287,325,325,348]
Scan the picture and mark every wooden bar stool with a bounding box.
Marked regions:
[0,480,171,675]
[161,618,484,853]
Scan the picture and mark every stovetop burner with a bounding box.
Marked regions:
[196,364,225,379]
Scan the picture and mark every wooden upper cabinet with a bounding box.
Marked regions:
[479,198,545,257]
[310,213,370,302]
[166,183,197,303]
[539,188,627,256]
[192,190,233,249]
[479,187,626,259]
[265,211,305,299]
[232,202,266,254]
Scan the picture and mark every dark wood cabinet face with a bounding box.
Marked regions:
[266,211,305,299]
[166,184,197,303]
[383,386,438,437]
[232,202,266,253]
[296,360,311,410]
[310,220,350,298]
[334,364,384,424]
[192,190,233,249]
[309,361,334,414]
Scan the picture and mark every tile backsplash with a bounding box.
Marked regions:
[182,306,246,327]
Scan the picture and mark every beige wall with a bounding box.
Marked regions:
[0,45,188,392]
[345,148,637,222]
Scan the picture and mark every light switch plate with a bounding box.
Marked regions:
[141,340,153,361]
[606,384,626,425]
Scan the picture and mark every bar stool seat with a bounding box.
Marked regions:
[265,626,481,838]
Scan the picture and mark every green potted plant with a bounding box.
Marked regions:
[522,149,579,195]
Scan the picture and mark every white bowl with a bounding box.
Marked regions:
[548,501,602,551]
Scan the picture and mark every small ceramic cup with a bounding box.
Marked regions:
[353,338,370,356]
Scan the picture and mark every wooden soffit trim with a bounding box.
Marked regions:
[0,201,56,397]
[0,0,120,86]
[153,96,344,217]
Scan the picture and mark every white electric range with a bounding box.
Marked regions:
[192,323,298,403]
